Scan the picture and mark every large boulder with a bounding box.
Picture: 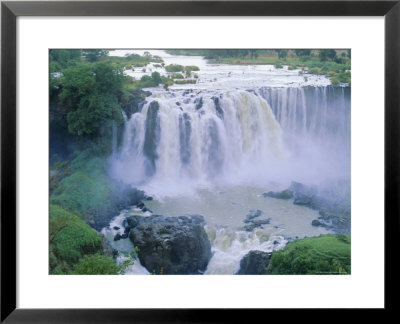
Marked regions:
[128,215,212,274]
[236,250,272,275]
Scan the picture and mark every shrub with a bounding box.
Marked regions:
[171,73,184,79]
[71,254,120,275]
[174,79,197,84]
[49,205,103,274]
[308,67,323,75]
[330,71,351,85]
[184,65,200,72]
[268,234,351,274]
[165,64,184,72]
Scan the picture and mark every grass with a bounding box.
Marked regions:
[268,234,351,274]
[49,204,104,274]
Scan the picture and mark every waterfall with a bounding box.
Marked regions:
[111,120,118,155]
[258,85,351,145]
[110,86,351,196]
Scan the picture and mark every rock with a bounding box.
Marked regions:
[113,226,120,230]
[143,101,160,176]
[212,96,224,119]
[102,236,115,258]
[311,219,322,227]
[293,193,316,208]
[263,189,293,199]
[244,209,262,223]
[242,218,271,232]
[128,215,212,274]
[121,233,128,239]
[122,89,151,119]
[243,209,270,231]
[114,233,122,241]
[195,97,203,110]
[289,181,317,197]
[236,250,272,275]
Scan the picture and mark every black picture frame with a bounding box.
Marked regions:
[1,0,399,322]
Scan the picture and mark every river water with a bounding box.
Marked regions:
[103,50,350,274]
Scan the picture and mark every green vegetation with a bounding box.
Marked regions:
[72,254,120,274]
[171,73,184,79]
[268,234,351,274]
[49,204,104,274]
[165,64,200,76]
[165,64,184,72]
[49,50,153,274]
[60,62,125,138]
[174,79,197,85]
[50,151,112,222]
[166,49,350,85]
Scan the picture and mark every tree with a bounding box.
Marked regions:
[83,49,109,62]
[151,72,162,84]
[294,49,312,57]
[249,49,259,59]
[319,49,337,61]
[277,50,288,59]
[60,61,125,137]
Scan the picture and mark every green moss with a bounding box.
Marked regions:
[49,205,103,274]
[268,234,351,274]
[71,254,120,275]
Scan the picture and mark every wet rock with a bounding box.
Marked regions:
[212,96,224,119]
[289,181,317,197]
[244,209,263,223]
[143,101,160,176]
[263,189,293,199]
[293,194,317,208]
[242,218,271,232]
[128,214,211,274]
[114,233,122,241]
[195,97,203,110]
[113,226,120,230]
[122,89,151,119]
[311,219,323,227]
[243,209,270,231]
[236,250,272,275]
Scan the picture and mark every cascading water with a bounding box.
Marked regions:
[105,50,351,274]
[110,90,287,195]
